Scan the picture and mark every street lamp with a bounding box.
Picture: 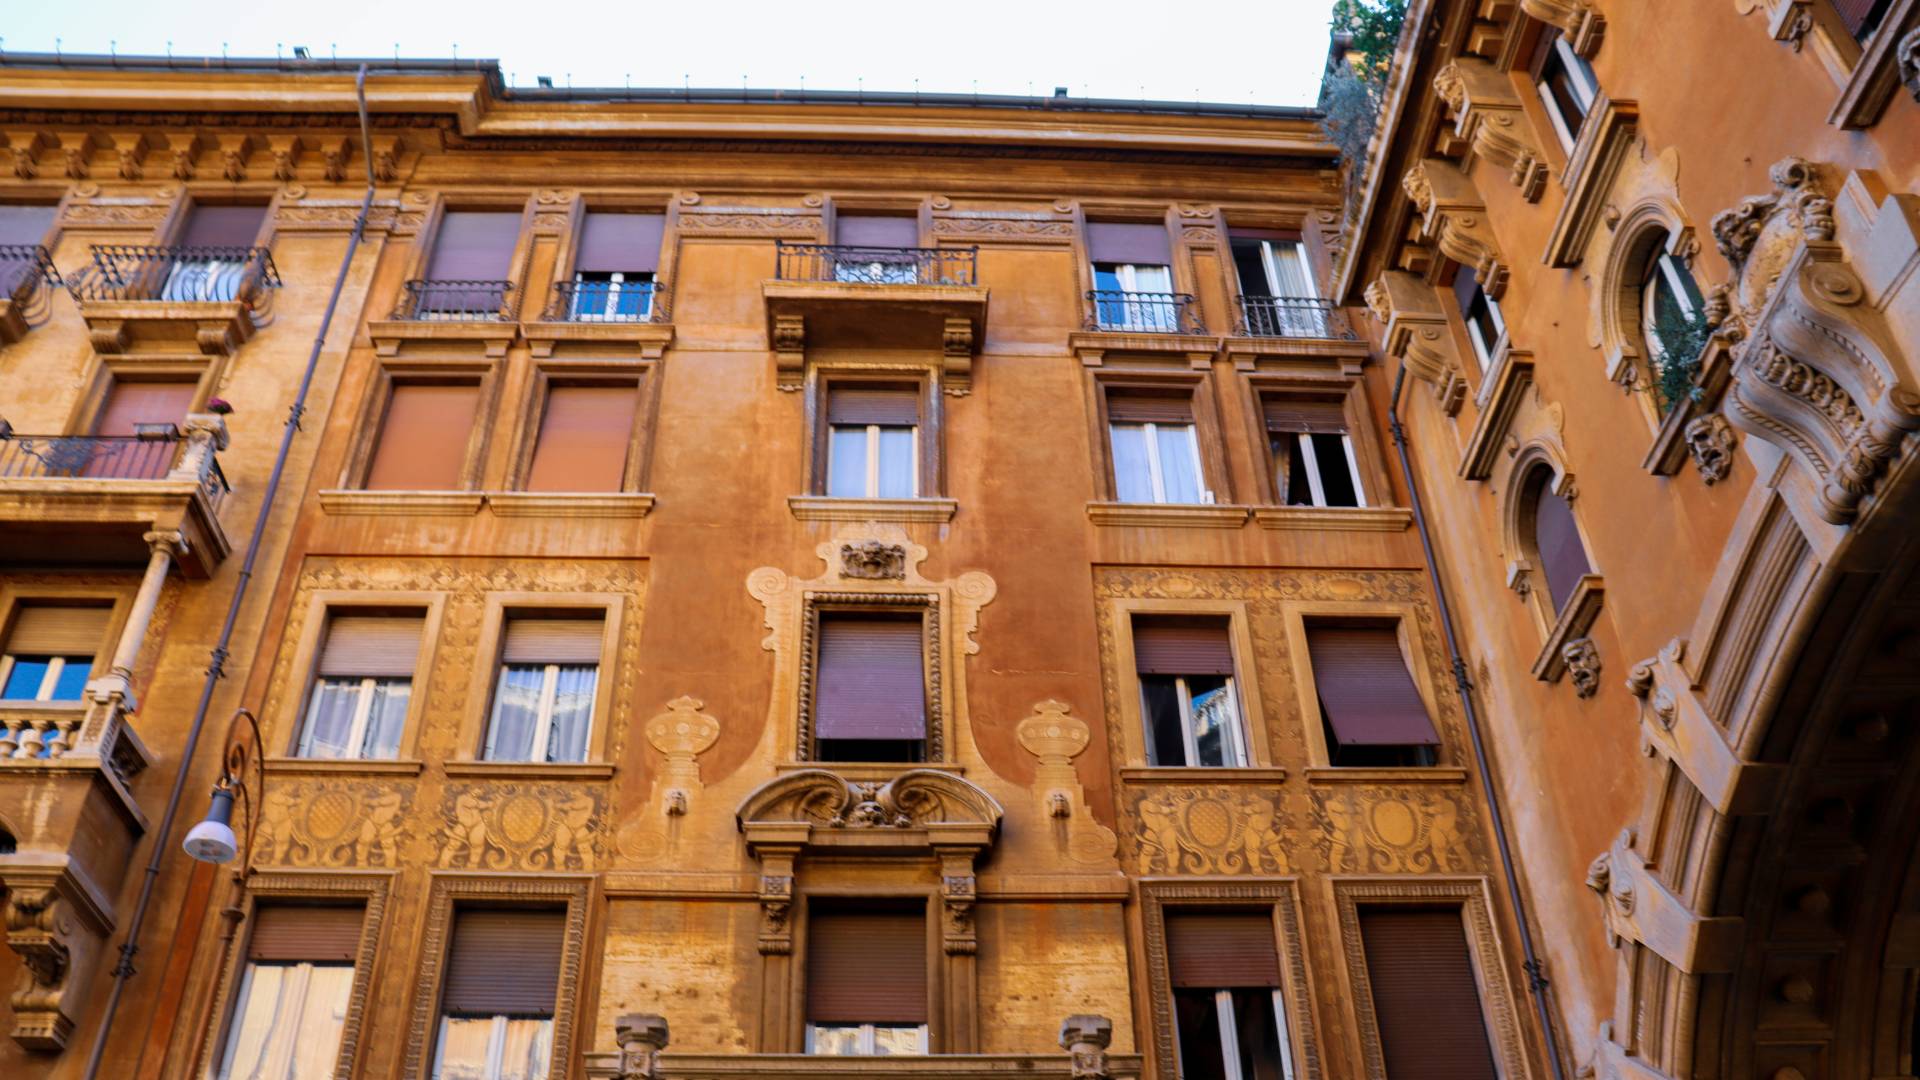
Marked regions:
[182,783,239,862]
[182,708,263,868]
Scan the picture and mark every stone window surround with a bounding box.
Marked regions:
[498,356,661,497]
[0,582,134,715]
[1138,880,1320,1080]
[1082,366,1237,510]
[1745,0,1920,127]
[1238,367,1396,515]
[799,363,947,503]
[545,191,679,297]
[785,883,957,1054]
[395,192,539,312]
[264,590,448,769]
[796,591,944,765]
[1101,595,1274,771]
[333,355,507,496]
[192,868,393,1079]
[452,591,628,774]
[1278,598,1451,769]
[66,353,228,439]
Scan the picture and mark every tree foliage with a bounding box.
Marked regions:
[1319,0,1410,219]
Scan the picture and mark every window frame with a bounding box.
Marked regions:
[1108,418,1208,505]
[343,360,503,492]
[1088,373,1233,507]
[506,363,656,495]
[0,589,126,711]
[1639,246,1704,373]
[799,596,940,764]
[1457,277,1507,373]
[1106,598,1272,771]
[806,372,941,501]
[1279,599,1448,771]
[460,597,621,767]
[552,196,672,309]
[1243,376,1393,514]
[826,422,920,500]
[1531,30,1600,152]
[404,195,535,305]
[797,890,941,1054]
[274,593,445,763]
[482,656,600,765]
[296,673,412,760]
[1140,672,1248,769]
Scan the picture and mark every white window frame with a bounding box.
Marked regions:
[433,1013,554,1080]
[298,676,408,758]
[570,269,653,322]
[1280,432,1367,508]
[804,1022,929,1055]
[0,653,86,702]
[1110,421,1210,505]
[484,661,598,763]
[1256,241,1315,299]
[1144,675,1248,768]
[1177,988,1295,1080]
[1463,288,1506,372]
[1536,37,1600,152]
[1642,251,1699,367]
[825,423,919,500]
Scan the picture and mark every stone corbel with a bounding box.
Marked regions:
[1520,0,1606,56]
[1404,159,1508,297]
[772,313,806,390]
[1433,58,1547,202]
[1,861,116,1050]
[1626,639,1784,816]
[157,132,208,181]
[753,852,798,955]
[938,854,978,955]
[614,1014,668,1078]
[1586,828,1742,974]
[52,131,102,180]
[644,696,719,817]
[1015,701,1118,865]
[5,131,49,179]
[215,133,257,183]
[1366,270,1468,414]
[318,136,352,183]
[108,132,151,181]
[1061,1015,1116,1080]
[368,134,403,183]
[943,316,975,396]
[266,134,302,182]
[1576,1021,1677,1080]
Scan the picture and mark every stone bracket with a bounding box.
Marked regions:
[1365,270,1467,415]
[1627,638,1785,816]
[1587,828,1743,974]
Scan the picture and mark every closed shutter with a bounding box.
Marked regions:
[0,205,56,245]
[6,604,111,656]
[94,380,196,436]
[1307,623,1440,747]
[247,904,364,963]
[525,384,639,493]
[836,215,920,248]
[1533,483,1591,613]
[1833,0,1884,35]
[576,212,665,274]
[807,906,927,1024]
[1227,227,1302,243]
[177,204,266,248]
[426,212,522,281]
[316,614,424,678]
[1166,911,1281,988]
[1105,390,1193,424]
[440,908,566,1018]
[500,616,604,665]
[1262,396,1347,435]
[814,614,926,741]
[1359,907,1499,1079]
[1133,616,1234,676]
[827,385,918,426]
[1088,222,1172,266]
[364,383,480,491]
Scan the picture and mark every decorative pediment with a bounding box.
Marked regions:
[1711,156,1834,337]
[736,768,1003,835]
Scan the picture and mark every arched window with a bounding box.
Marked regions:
[1639,231,1707,408]
[1527,469,1592,616]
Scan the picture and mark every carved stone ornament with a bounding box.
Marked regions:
[1901,26,1920,101]
[614,1013,668,1079]
[436,782,603,870]
[1520,0,1606,55]
[1585,826,1742,974]
[1366,270,1468,414]
[1403,158,1509,297]
[1,865,113,1050]
[1060,1014,1116,1080]
[839,540,907,580]
[736,768,1003,833]
[644,696,719,816]
[1432,58,1547,202]
[1683,412,1737,483]
[1563,637,1602,698]
[1015,700,1119,864]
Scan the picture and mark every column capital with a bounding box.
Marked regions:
[141,529,187,558]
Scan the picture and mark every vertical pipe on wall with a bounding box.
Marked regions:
[80,64,380,1080]
[1387,363,1571,1080]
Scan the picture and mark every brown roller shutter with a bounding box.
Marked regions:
[1307,623,1440,747]
[836,215,920,248]
[1359,907,1498,1079]
[827,385,919,427]
[1832,0,1884,35]
[94,380,196,436]
[364,383,480,491]
[0,205,56,245]
[814,613,926,741]
[576,211,665,274]
[440,908,566,1018]
[1262,396,1348,435]
[1165,911,1281,988]
[1534,483,1592,613]
[1088,222,1172,266]
[315,614,424,678]
[247,904,365,963]
[525,384,638,493]
[426,212,522,281]
[807,906,926,1024]
[177,204,267,248]
[1105,390,1193,424]
[5,604,111,656]
[500,616,605,665]
[1228,227,1303,243]
[1133,616,1235,676]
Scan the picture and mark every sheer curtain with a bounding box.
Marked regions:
[1155,425,1204,504]
[485,667,546,760]
[363,680,410,758]
[218,963,353,1079]
[876,428,915,498]
[298,680,361,758]
[1109,424,1154,503]
[433,1016,552,1080]
[545,666,597,764]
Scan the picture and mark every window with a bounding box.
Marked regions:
[1836,0,1896,41]
[1305,621,1439,767]
[433,907,563,1080]
[835,215,921,283]
[806,903,928,1055]
[165,203,268,302]
[0,603,108,703]
[1229,231,1325,337]
[1263,396,1363,508]
[363,381,482,490]
[297,613,421,759]
[1089,221,1177,331]
[90,378,197,479]
[1358,907,1498,1079]
[1639,238,1706,378]
[524,383,639,493]
[217,905,363,1080]
[569,211,663,320]
[813,612,926,762]
[419,211,521,318]
[1107,390,1208,505]
[1529,27,1599,151]
[483,615,603,764]
[1452,264,1505,371]
[1165,911,1295,1080]
[1528,472,1592,616]
[825,385,919,499]
[1134,616,1247,768]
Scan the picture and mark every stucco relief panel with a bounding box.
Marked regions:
[1307,785,1480,874]
[435,782,605,871]
[1126,785,1293,875]
[252,779,416,869]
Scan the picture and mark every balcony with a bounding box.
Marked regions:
[1234,295,1354,340]
[64,245,279,356]
[763,243,987,393]
[0,415,232,577]
[523,279,675,359]
[0,245,62,345]
[370,279,520,358]
[1085,290,1203,335]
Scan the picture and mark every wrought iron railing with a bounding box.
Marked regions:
[393,279,517,321]
[1235,295,1354,339]
[0,427,182,481]
[1,244,61,301]
[545,278,669,323]
[66,245,280,306]
[1085,289,1204,334]
[775,242,978,286]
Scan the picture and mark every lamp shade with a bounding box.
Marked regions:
[183,786,238,863]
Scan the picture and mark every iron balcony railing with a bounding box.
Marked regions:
[65,245,280,306]
[0,424,231,514]
[775,242,978,287]
[393,278,518,321]
[545,278,670,323]
[1085,289,1205,335]
[1,244,62,304]
[1235,295,1355,340]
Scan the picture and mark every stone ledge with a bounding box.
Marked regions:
[1085,502,1250,528]
[262,757,426,776]
[1302,765,1470,784]
[317,490,486,516]
[1251,506,1413,532]
[787,495,958,523]
[441,760,616,781]
[1117,766,1289,784]
[487,491,656,518]
[1532,575,1606,684]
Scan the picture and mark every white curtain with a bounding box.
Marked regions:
[545,666,597,764]
[484,666,546,760]
[297,679,361,758]
[218,963,352,1080]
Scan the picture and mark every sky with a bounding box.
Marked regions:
[1,0,1340,107]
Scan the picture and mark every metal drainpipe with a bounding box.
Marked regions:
[80,64,380,1080]
[1387,363,1570,1080]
